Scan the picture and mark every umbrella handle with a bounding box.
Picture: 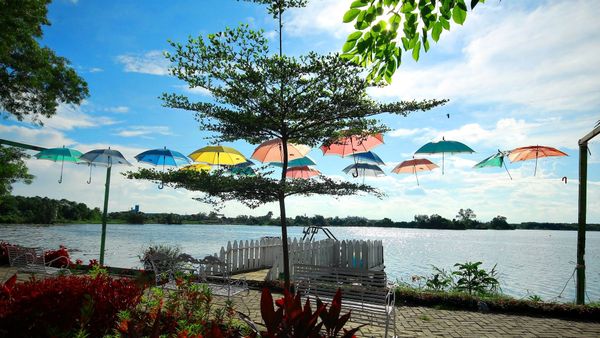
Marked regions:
[158,181,165,190]
[58,156,64,184]
[87,164,93,184]
[352,171,359,178]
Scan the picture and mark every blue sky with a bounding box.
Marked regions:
[2,0,599,223]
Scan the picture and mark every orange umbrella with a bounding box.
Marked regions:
[320,133,384,157]
[392,158,438,186]
[286,166,320,179]
[508,145,568,176]
[251,139,311,163]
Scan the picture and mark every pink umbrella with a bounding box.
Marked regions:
[251,139,311,163]
[508,145,568,176]
[320,133,384,157]
[286,166,320,179]
[392,158,438,186]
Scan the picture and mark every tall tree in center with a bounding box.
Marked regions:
[128,0,446,290]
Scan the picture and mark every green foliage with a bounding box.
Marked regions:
[0,195,101,224]
[424,266,453,292]
[342,0,485,83]
[240,0,307,18]
[452,261,500,295]
[488,215,514,230]
[139,244,182,271]
[0,0,88,122]
[113,280,243,337]
[0,146,34,197]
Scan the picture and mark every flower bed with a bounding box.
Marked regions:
[395,287,600,322]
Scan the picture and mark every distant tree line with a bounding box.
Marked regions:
[1,196,598,231]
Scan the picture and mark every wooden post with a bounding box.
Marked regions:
[99,166,112,265]
[576,124,600,305]
[577,142,588,305]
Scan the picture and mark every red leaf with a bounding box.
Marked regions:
[260,288,278,333]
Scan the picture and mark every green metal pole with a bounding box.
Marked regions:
[576,143,587,305]
[99,166,112,265]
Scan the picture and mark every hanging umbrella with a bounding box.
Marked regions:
[392,158,438,186]
[352,151,385,165]
[35,146,83,183]
[343,163,386,178]
[80,148,131,265]
[229,166,256,176]
[414,137,475,174]
[232,159,256,168]
[188,145,246,166]
[508,145,568,176]
[270,156,316,168]
[474,150,512,180]
[181,163,212,172]
[321,133,384,157]
[286,166,320,179]
[251,139,311,163]
[135,147,191,189]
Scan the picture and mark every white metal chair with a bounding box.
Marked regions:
[7,245,71,277]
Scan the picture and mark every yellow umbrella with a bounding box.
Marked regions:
[181,163,212,172]
[188,146,246,165]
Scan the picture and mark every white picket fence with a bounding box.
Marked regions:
[266,238,384,281]
[212,237,384,280]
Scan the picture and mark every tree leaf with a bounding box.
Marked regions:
[350,0,368,9]
[412,41,421,61]
[452,6,467,25]
[343,9,361,23]
[432,22,442,42]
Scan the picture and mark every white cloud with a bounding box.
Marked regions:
[286,0,352,38]
[370,1,600,113]
[37,103,118,130]
[89,67,103,73]
[116,50,170,76]
[0,124,75,148]
[175,85,212,97]
[104,106,130,114]
[115,126,173,138]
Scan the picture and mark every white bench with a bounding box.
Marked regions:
[7,245,71,276]
[294,264,396,338]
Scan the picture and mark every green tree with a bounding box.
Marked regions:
[342,0,484,82]
[128,0,445,289]
[0,0,88,122]
[489,215,513,230]
[0,146,34,197]
[455,208,476,227]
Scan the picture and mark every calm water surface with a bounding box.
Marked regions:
[1,223,598,302]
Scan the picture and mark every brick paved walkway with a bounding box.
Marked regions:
[219,289,600,338]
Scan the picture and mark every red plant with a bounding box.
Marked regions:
[0,242,10,265]
[258,288,362,338]
[44,244,72,267]
[0,274,143,337]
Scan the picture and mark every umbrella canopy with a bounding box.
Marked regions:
[321,133,384,157]
[474,151,512,179]
[35,146,83,184]
[508,145,568,176]
[414,138,475,174]
[80,148,132,167]
[188,145,246,165]
[135,147,191,167]
[392,158,438,186]
[233,159,256,168]
[352,151,385,165]
[229,166,256,176]
[270,156,316,168]
[181,163,212,172]
[251,139,311,163]
[342,163,386,178]
[286,166,320,179]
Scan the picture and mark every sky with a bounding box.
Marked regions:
[1,0,599,223]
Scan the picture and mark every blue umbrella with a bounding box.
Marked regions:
[135,147,191,167]
[270,156,316,168]
[135,147,191,189]
[342,163,386,178]
[352,151,385,165]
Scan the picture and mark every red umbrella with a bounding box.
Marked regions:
[320,133,384,157]
[508,145,568,176]
[286,166,320,179]
[251,139,311,163]
[392,158,438,186]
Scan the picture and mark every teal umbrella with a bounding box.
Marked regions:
[270,156,316,168]
[474,151,512,180]
[35,146,83,183]
[415,138,475,174]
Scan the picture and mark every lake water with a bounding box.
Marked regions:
[1,223,598,302]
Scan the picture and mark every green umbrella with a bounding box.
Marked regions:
[474,150,512,180]
[415,137,475,174]
[35,146,83,183]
